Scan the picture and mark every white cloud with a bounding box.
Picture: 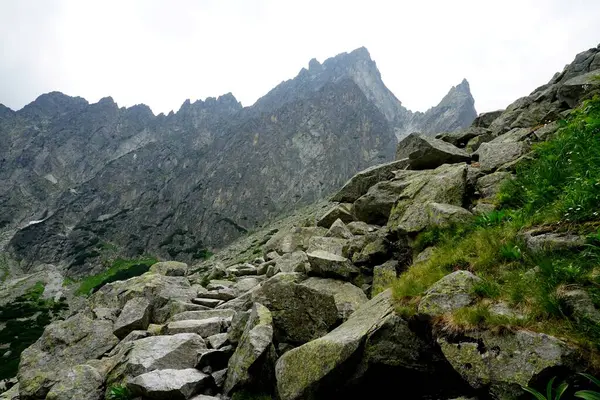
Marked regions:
[1,0,599,114]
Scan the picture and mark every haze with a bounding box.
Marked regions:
[1,0,599,115]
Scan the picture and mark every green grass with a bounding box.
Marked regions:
[75,256,158,296]
[393,97,600,358]
[231,390,272,400]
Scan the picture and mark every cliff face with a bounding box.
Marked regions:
[0,48,475,275]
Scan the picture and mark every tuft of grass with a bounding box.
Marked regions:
[75,256,158,296]
[107,385,132,400]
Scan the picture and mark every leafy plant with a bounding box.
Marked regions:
[522,376,568,400]
[575,373,600,400]
[107,385,132,400]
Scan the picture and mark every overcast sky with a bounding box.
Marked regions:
[1,0,599,115]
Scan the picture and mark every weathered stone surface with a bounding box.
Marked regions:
[316,204,355,228]
[306,250,360,281]
[0,384,19,400]
[436,127,490,148]
[227,311,250,345]
[561,288,600,325]
[93,307,119,322]
[165,317,230,337]
[128,368,211,400]
[224,303,274,394]
[325,218,354,239]
[276,251,310,273]
[198,288,237,301]
[154,300,211,324]
[395,133,471,170]
[414,247,435,264]
[190,394,220,400]
[226,264,257,277]
[345,231,391,266]
[306,236,347,257]
[107,333,206,385]
[191,298,223,308]
[346,221,378,235]
[476,142,528,173]
[372,260,398,296]
[353,176,419,225]
[252,274,339,344]
[149,261,189,277]
[388,163,467,234]
[523,229,586,253]
[472,110,504,128]
[418,271,482,316]
[45,364,104,400]
[427,203,473,228]
[264,227,326,254]
[113,297,151,339]
[439,330,578,399]
[170,309,235,322]
[332,159,410,203]
[234,277,263,293]
[211,368,227,390]
[207,333,229,349]
[300,277,368,320]
[275,290,394,400]
[18,314,119,399]
[476,171,512,199]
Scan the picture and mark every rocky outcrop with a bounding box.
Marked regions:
[395,133,471,170]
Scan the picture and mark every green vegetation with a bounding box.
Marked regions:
[0,282,67,379]
[576,373,600,400]
[75,256,158,296]
[522,376,568,400]
[393,97,600,358]
[107,385,132,400]
[231,390,272,400]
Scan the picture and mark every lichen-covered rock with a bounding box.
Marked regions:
[18,314,119,399]
[227,311,250,345]
[224,303,274,394]
[476,171,513,199]
[346,221,378,235]
[522,229,586,253]
[395,133,471,170]
[325,219,354,239]
[0,384,19,400]
[207,333,229,349]
[153,300,211,324]
[418,271,482,316]
[476,142,528,173]
[169,309,235,322]
[191,298,223,308]
[128,368,211,400]
[346,231,391,266]
[275,290,394,400]
[306,236,347,257]
[107,333,206,386]
[438,330,578,399]
[560,288,600,325]
[251,273,339,344]
[45,364,105,400]
[316,204,355,228]
[332,159,410,203]
[427,203,473,228]
[234,277,263,293]
[299,277,368,320]
[165,317,230,337]
[264,227,326,254]
[225,264,257,277]
[353,176,419,225]
[113,297,151,339]
[372,260,398,296]
[149,261,189,277]
[276,251,310,273]
[306,251,360,281]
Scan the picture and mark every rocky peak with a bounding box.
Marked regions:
[17,91,88,119]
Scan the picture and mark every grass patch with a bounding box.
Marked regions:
[393,97,600,355]
[75,256,158,296]
[231,390,272,400]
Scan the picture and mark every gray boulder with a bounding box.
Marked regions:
[165,317,230,337]
[276,251,310,273]
[149,261,189,277]
[264,227,326,254]
[346,221,378,235]
[306,236,347,257]
[224,303,274,394]
[561,288,600,325]
[395,133,471,170]
[436,127,491,148]
[169,309,235,322]
[299,277,368,320]
[522,229,585,253]
[353,177,419,225]
[306,251,360,281]
[325,219,354,239]
[476,171,513,199]
[45,364,105,400]
[113,297,151,339]
[372,260,398,296]
[191,298,223,308]
[128,368,211,400]
[418,271,482,316]
[207,333,229,350]
[332,159,410,203]
[476,142,529,173]
[316,204,355,228]
[427,203,473,228]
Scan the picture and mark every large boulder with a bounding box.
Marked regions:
[388,163,467,234]
[306,236,347,257]
[263,227,326,254]
[476,171,513,199]
[418,271,482,316]
[426,203,473,228]
[325,219,354,239]
[251,274,340,344]
[224,303,274,394]
[332,159,410,203]
[395,133,471,170]
[306,251,360,281]
[560,288,600,325]
[165,317,230,337]
[149,261,189,277]
[299,277,368,320]
[45,364,105,400]
[276,251,310,273]
[113,297,151,339]
[439,330,578,399]
[522,229,586,253]
[436,127,491,148]
[345,231,391,266]
[18,314,119,399]
[476,141,529,173]
[372,260,398,296]
[275,290,394,400]
[128,368,211,400]
[316,204,355,228]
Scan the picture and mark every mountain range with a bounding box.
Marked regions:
[0,47,477,276]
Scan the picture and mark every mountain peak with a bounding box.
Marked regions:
[18,91,88,118]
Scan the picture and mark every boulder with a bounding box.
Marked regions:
[113,297,151,339]
[154,300,212,324]
[436,127,490,148]
[207,333,230,349]
[439,330,578,399]
[128,368,211,400]
[476,142,528,173]
[325,219,354,239]
[170,309,235,322]
[93,307,119,322]
[165,317,230,337]
[150,261,189,277]
[18,314,119,399]
[45,364,104,400]
[427,203,473,228]
[299,277,368,320]
[234,277,263,293]
[418,271,482,316]
[346,221,378,235]
[227,311,250,345]
[0,384,19,400]
[476,171,513,199]
[372,260,398,296]
[107,330,152,357]
[264,227,326,254]
[560,288,600,325]
[332,159,410,203]
[198,288,237,301]
[522,229,586,253]
[472,110,504,128]
[252,273,339,344]
[275,290,394,400]
[226,264,257,277]
[353,177,419,225]
[306,251,360,281]
[276,251,310,273]
[316,204,355,228]
[190,395,219,400]
[347,232,391,266]
[414,247,435,264]
[107,333,206,385]
[211,369,227,390]
[306,236,347,257]
[224,303,274,394]
[395,133,471,170]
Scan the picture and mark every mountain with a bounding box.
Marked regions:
[0,48,476,276]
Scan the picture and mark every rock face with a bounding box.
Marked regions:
[418,271,482,316]
[0,47,474,276]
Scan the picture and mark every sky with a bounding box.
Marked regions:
[1,0,599,115]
